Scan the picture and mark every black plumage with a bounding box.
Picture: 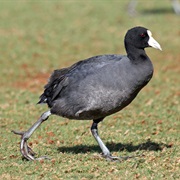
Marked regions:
[12,26,162,161]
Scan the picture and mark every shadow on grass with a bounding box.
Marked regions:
[57,139,171,154]
[141,8,174,15]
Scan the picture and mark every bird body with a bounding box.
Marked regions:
[13,26,162,161]
[40,54,153,120]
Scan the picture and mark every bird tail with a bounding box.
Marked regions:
[37,94,47,104]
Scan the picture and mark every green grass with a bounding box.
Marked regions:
[0,1,179,179]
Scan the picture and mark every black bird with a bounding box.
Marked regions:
[12,26,162,161]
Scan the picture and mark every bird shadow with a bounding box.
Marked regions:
[57,139,171,154]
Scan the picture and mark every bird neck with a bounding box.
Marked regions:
[125,44,149,63]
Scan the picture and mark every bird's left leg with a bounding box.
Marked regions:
[12,110,51,161]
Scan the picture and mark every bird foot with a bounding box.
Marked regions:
[102,153,136,162]
[12,130,50,161]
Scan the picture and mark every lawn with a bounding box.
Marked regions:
[0,1,179,179]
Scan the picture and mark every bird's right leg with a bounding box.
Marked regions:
[12,110,51,161]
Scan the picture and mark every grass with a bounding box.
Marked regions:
[0,0,179,179]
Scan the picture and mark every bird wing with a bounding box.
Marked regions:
[38,54,124,106]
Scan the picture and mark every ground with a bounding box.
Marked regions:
[0,1,179,179]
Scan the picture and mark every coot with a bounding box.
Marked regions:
[12,26,162,161]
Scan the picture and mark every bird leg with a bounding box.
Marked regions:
[12,110,51,161]
[91,119,136,161]
[91,120,119,161]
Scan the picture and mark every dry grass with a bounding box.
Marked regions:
[0,1,179,179]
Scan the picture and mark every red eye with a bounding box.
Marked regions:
[140,33,146,37]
